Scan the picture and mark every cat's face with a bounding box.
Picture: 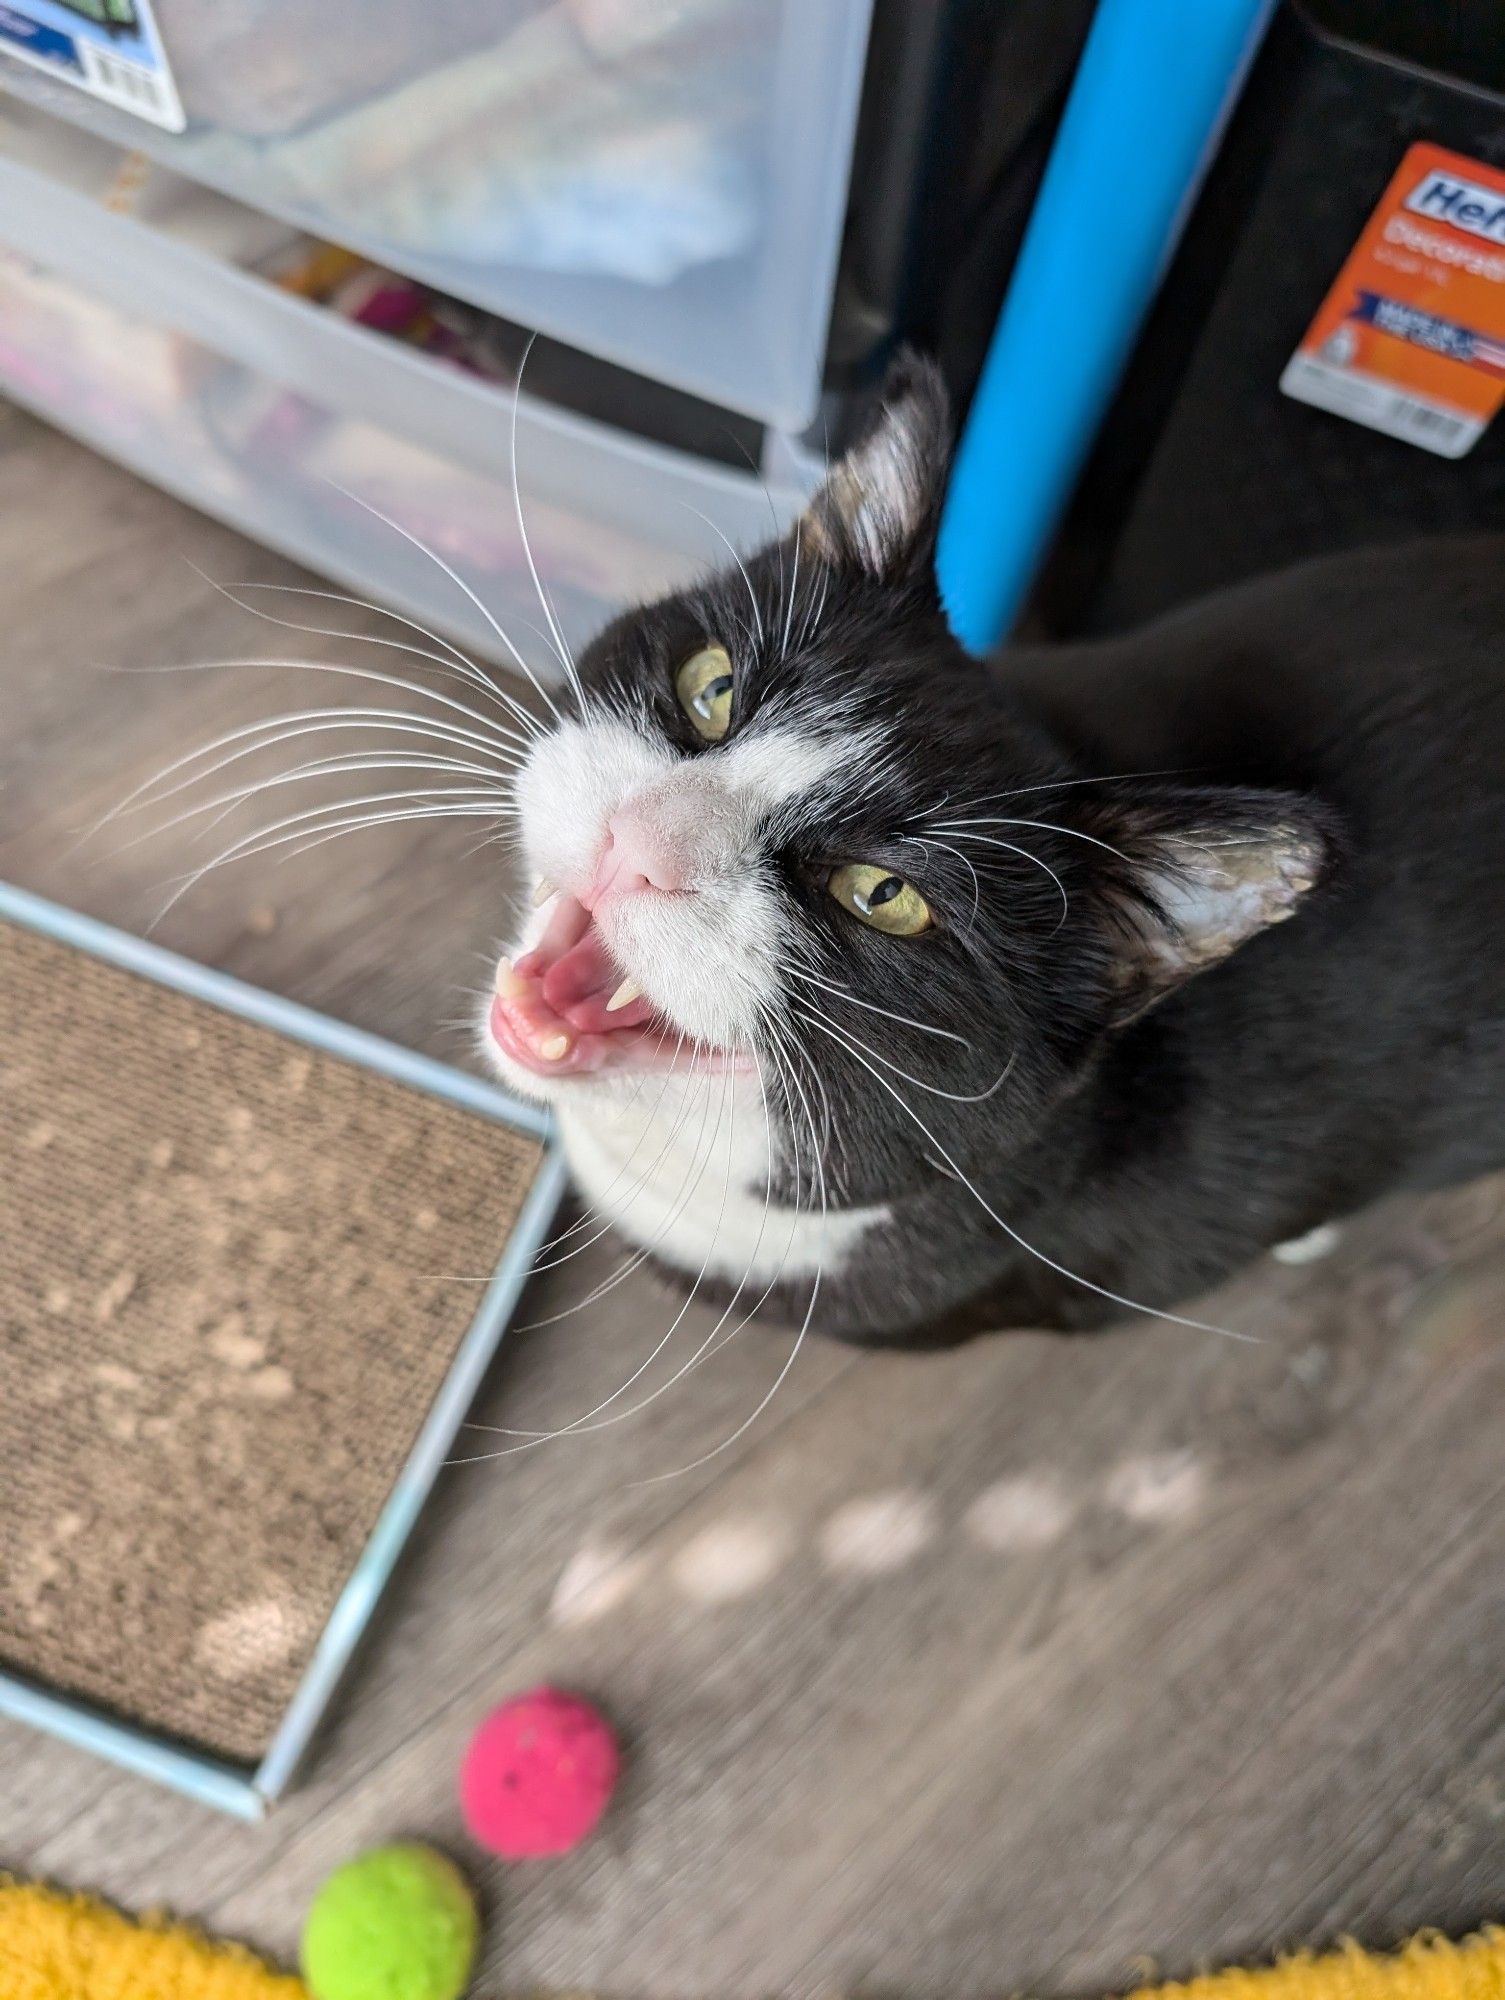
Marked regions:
[481,360,1327,1208]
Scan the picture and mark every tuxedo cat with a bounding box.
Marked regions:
[481,356,1505,1347]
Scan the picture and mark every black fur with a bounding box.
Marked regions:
[567,358,1505,1347]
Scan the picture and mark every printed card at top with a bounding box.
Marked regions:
[0,0,184,133]
[1281,142,1505,459]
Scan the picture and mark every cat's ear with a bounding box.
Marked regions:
[799,352,951,582]
[1079,785,1339,1022]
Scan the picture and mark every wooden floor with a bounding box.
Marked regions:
[2,402,1503,1999]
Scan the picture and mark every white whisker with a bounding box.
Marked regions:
[467,1067,737,1447]
[181,560,543,741]
[781,506,801,658]
[103,652,534,755]
[523,1064,707,1277]
[934,815,1133,865]
[791,999,1011,1105]
[115,710,520,829]
[510,1063,727,1331]
[124,748,518,852]
[800,1012,1257,1345]
[520,1029,685,1258]
[642,1029,826,1480]
[149,789,511,924]
[78,704,524,857]
[786,965,970,1046]
[510,332,583,700]
[326,478,563,722]
[896,832,983,936]
[933,768,1192,816]
[923,828,1071,928]
[678,504,764,647]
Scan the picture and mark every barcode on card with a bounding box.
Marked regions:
[77,38,181,129]
[1392,401,1470,446]
[1279,353,1484,459]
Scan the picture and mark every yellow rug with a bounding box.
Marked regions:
[1,1877,1502,2000]
[1128,1934,1505,2000]
[1,1881,306,2000]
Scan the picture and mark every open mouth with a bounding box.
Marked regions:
[489,893,731,1079]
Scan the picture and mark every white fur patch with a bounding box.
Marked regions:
[514,711,674,898]
[557,1072,886,1285]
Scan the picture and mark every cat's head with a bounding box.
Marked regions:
[482,356,1331,1202]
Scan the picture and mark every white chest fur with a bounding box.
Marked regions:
[558,1074,888,1287]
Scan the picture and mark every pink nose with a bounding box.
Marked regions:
[588,811,684,903]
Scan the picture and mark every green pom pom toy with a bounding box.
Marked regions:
[301,1843,478,2000]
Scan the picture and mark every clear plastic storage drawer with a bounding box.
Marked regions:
[0,106,809,675]
[0,0,873,429]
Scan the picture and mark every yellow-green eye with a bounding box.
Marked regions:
[675,644,734,741]
[828,863,933,936]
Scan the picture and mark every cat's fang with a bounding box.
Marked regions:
[494,957,530,999]
[531,879,557,908]
[606,977,643,1012]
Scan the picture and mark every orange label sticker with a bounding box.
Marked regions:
[1281,141,1505,458]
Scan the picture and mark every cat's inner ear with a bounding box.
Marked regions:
[1085,786,1337,1020]
[799,354,950,581]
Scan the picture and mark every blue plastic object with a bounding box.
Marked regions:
[936,0,1276,653]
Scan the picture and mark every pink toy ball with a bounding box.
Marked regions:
[460,1685,620,1860]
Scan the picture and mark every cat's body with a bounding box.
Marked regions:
[482,360,1505,1348]
[827,534,1505,1342]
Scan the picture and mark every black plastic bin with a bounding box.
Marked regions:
[1043,0,1505,637]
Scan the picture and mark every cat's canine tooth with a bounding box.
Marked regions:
[532,879,557,908]
[539,1033,571,1061]
[494,958,530,999]
[606,977,643,1013]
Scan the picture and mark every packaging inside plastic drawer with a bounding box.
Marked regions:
[0,249,218,474]
[0,0,874,427]
[0,238,800,664]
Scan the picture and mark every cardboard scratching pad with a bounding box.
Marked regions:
[0,901,552,1792]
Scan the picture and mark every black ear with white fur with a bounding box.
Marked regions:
[800,353,951,582]
[1080,785,1339,1022]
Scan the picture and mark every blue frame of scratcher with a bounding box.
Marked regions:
[0,879,567,1820]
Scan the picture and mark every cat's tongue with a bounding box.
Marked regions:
[515,895,656,1033]
[490,894,677,1078]
[540,925,655,1032]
